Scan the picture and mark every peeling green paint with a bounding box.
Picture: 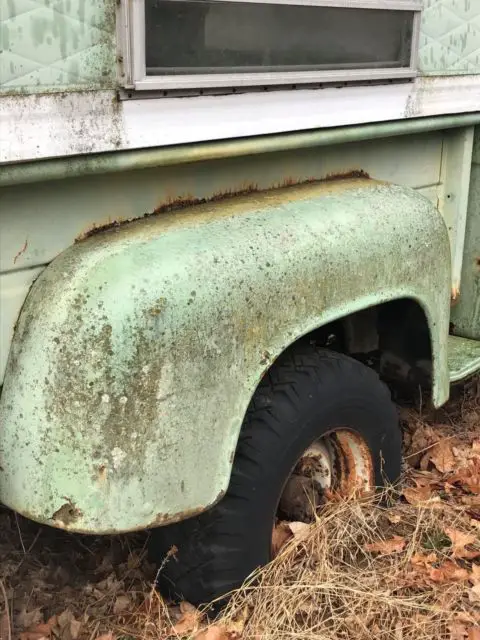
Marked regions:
[0,129,447,384]
[0,179,451,533]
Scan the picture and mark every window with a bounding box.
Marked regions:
[120,0,422,91]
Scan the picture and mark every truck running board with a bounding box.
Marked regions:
[448,335,480,383]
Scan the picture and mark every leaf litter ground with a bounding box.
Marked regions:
[1,378,480,640]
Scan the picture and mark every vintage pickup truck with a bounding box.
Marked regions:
[0,0,479,605]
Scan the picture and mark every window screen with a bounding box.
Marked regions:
[145,0,414,76]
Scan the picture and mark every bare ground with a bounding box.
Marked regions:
[1,378,479,640]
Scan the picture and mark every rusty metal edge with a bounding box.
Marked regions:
[2,113,480,188]
[77,170,371,240]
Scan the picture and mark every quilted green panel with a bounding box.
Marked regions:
[420,0,480,75]
[0,0,116,93]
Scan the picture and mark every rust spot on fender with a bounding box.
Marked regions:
[324,169,370,182]
[51,498,83,527]
[76,217,128,242]
[153,505,208,527]
[152,490,226,527]
[97,464,108,485]
[152,184,261,215]
[451,286,460,306]
[77,170,372,241]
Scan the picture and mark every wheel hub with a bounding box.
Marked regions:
[277,429,374,524]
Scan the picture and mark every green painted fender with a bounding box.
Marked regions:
[0,179,451,533]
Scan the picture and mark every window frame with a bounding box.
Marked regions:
[119,0,423,92]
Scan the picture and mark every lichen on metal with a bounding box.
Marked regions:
[0,129,445,384]
[0,179,452,533]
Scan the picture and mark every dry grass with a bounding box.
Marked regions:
[1,378,479,640]
[217,497,479,640]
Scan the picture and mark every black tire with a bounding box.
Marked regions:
[149,347,401,606]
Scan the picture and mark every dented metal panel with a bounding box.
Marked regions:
[0,179,451,533]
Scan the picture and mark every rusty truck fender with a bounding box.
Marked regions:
[0,178,451,533]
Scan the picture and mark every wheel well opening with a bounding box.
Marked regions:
[288,298,432,389]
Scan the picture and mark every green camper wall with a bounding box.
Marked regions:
[1,0,479,95]
[451,126,480,341]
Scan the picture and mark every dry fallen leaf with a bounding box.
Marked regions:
[272,521,312,556]
[404,423,438,468]
[113,594,131,614]
[17,609,43,631]
[272,522,293,556]
[469,628,480,640]
[403,485,437,506]
[386,512,402,524]
[410,551,438,566]
[450,459,480,494]
[19,617,57,640]
[69,620,82,640]
[288,521,311,542]
[95,634,115,640]
[445,527,480,559]
[469,584,480,603]
[53,610,83,640]
[194,626,232,640]
[1,612,10,640]
[449,621,469,640]
[430,439,457,473]
[30,623,55,637]
[221,604,250,638]
[472,439,480,452]
[429,561,470,583]
[172,602,202,635]
[365,535,406,555]
[95,576,123,593]
[471,564,480,585]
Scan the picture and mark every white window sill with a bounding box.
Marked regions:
[0,75,479,165]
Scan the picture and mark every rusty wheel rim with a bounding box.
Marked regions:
[275,429,375,528]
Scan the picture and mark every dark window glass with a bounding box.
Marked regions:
[145,0,414,76]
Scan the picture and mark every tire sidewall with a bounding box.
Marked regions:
[227,371,401,578]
